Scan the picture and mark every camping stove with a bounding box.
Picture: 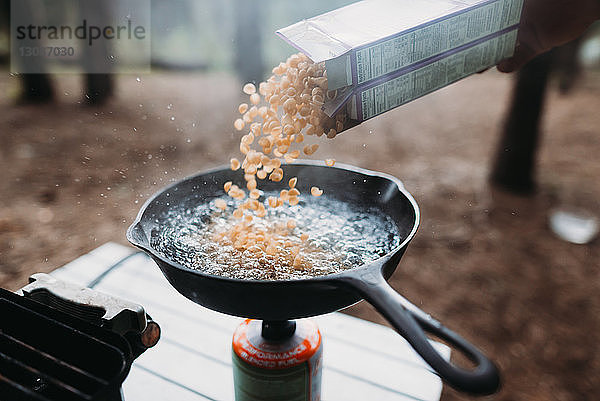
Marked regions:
[0,273,160,401]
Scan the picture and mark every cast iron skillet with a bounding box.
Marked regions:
[127,161,500,395]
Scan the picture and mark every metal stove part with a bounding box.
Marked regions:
[0,273,161,401]
[18,273,145,335]
[17,273,160,358]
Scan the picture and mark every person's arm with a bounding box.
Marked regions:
[497,0,600,72]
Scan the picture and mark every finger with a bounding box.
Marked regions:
[497,42,539,73]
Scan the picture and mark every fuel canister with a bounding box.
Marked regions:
[232,319,322,401]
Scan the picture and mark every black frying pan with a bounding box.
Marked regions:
[127,161,500,395]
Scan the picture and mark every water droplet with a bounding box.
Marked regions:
[186,138,191,143]
[33,376,46,391]
[170,116,175,121]
[147,154,152,159]
[133,127,137,132]
[167,103,173,110]
[136,77,141,82]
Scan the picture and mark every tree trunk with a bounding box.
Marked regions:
[234,0,265,84]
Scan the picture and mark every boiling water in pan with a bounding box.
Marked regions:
[151,193,401,280]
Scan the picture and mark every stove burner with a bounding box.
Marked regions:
[1,273,160,401]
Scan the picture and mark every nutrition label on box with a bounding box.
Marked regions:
[359,29,517,120]
[354,0,523,85]
[278,0,524,128]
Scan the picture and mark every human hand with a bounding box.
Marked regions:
[497,0,600,72]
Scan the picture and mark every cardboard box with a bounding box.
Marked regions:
[277,0,524,125]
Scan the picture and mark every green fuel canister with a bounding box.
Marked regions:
[232,319,322,401]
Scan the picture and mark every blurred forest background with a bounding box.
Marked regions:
[1,1,600,400]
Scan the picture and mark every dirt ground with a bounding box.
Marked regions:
[1,69,599,401]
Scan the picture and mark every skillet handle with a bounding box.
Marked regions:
[338,271,500,395]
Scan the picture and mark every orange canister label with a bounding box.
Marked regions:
[232,319,323,401]
[232,319,321,369]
